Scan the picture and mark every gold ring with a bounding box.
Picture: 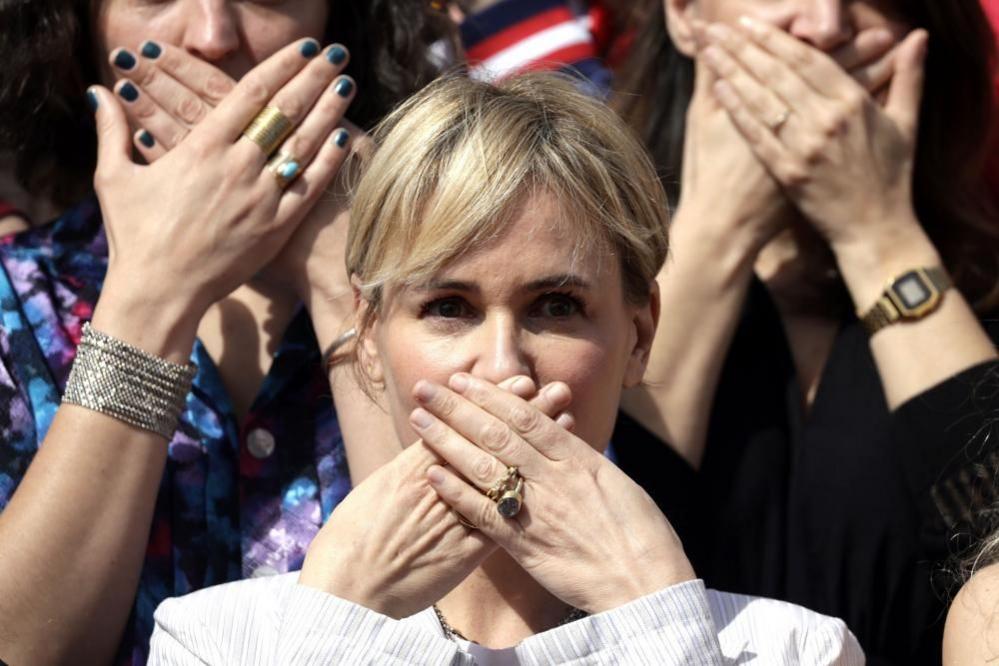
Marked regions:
[486,466,523,518]
[266,150,302,190]
[768,108,791,134]
[242,106,294,156]
[453,509,478,530]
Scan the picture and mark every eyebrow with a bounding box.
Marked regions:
[418,274,592,293]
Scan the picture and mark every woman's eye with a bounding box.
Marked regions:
[532,293,583,319]
[422,297,472,319]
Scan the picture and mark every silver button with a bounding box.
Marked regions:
[247,428,276,459]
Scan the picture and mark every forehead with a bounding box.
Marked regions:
[423,191,615,287]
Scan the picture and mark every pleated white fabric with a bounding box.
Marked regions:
[149,573,864,665]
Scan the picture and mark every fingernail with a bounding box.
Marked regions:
[140,41,162,59]
[449,374,470,393]
[414,380,438,402]
[427,465,446,485]
[555,413,574,430]
[738,15,764,36]
[333,128,349,148]
[113,49,136,71]
[544,382,570,405]
[138,130,155,148]
[118,82,139,102]
[300,39,319,57]
[411,407,434,429]
[510,376,534,394]
[326,45,347,65]
[86,89,99,111]
[334,78,354,98]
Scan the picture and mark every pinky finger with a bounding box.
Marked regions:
[427,464,520,539]
[711,79,797,184]
[133,128,167,162]
[277,127,352,218]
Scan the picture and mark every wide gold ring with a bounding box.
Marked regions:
[266,150,302,190]
[486,466,524,518]
[242,106,294,157]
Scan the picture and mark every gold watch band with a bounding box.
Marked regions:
[860,266,952,336]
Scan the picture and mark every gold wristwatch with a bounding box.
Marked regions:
[860,266,952,336]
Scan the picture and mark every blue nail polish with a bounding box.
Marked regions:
[300,40,319,57]
[279,161,300,180]
[86,89,99,111]
[138,130,155,148]
[140,41,162,59]
[334,128,349,148]
[326,45,347,65]
[334,78,353,98]
[118,82,139,102]
[113,49,136,71]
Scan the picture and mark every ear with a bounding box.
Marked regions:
[351,275,385,386]
[623,281,660,389]
[664,0,700,57]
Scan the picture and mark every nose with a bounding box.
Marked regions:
[183,0,240,62]
[787,0,852,51]
[468,312,533,386]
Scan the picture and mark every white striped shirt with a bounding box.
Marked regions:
[149,573,864,665]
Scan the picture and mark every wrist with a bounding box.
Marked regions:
[831,214,942,312]
[669,205,764,289]
[92,278,202,364]
[300,276,355,353]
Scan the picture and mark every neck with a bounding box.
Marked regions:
[436,551,573,649]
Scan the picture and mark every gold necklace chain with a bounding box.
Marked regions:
[431,604,589,642]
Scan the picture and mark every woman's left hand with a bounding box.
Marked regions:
[410,374,696,615]
[698,17,929,254]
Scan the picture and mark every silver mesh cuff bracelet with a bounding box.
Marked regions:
[62,322,198,439]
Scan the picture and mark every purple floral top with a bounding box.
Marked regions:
[0,197,352,664]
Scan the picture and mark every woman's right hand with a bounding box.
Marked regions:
[678,22,898,259]
[298,376,573,618]
[89,39,354,359]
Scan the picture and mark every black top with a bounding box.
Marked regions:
[614,282,999,665]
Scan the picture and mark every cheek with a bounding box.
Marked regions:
[535,338,627,452]
[240,4,328,62]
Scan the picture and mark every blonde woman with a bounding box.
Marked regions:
[148,73,862,664]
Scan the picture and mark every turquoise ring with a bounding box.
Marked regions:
[266,151,302,190]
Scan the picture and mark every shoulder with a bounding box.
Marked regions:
[944,562,999,665]
[706,589,864,665]
[151,572,300,663]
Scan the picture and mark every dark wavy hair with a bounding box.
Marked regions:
[0,0,456,209]
[613,0,999,311]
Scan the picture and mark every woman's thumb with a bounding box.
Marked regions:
[87,86,132,179]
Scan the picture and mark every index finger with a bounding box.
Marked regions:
[136,40,236,106]
[737,15,857,97]
[195,38,321,146]
[447,374,580,462]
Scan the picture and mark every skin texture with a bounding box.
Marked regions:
[0,2,350,658]
[944,562,999,665]
[366,191,651,453]
[300,191,694,649]
[623,0,996,469]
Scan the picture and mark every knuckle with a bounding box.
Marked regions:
[132,102,157,121]
[508,405,541,434]
[175,96,205,125]
[479,420,512,454]
[841,90,865,114]
[779,161,809,188]
[204,73,235,100]
[800,138,825,165]
[434,393,459,418]
[137,66,160,89]
[472,456,497,485]
[240,77,270,107]
[276,97,303,121]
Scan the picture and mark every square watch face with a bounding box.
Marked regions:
[894,272,931,309]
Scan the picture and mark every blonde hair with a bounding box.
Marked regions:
[346,72,670,331]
